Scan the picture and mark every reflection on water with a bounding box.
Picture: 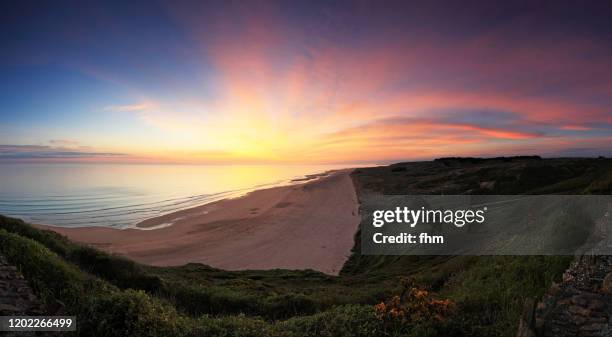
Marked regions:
[0,164,350,228]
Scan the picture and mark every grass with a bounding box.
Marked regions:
[439,256,571,336]
[0,219,568,337]
[0,157,609,336]
[0,224,385,337]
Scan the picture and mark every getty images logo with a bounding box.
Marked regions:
[372,206,488,228]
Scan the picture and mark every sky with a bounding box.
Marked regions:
[1,0,611,164]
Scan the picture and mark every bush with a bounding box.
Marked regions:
[69,245,164,292]
[276,305,380,337]
[0,229,87,309]
[442,256,571,337]
[79,289,190,337]
[0,216,165,293]
[262,293,320,319]
[172,283,267,315]
[0,216,72,256]
[168,284,323,319]
[0,228,194,337]
[195,315,272,337]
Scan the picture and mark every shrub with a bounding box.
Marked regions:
[78,289,190,337]
[374,278,455,337]
[69,245,164,292]
[261,293,319,319]
[0,216,165,293]
[0,216,71,256]
[170,284,261,316]
[195,315,272,337]
[276,305,380,337]
[0,227,195,337]
[0,229,86,309]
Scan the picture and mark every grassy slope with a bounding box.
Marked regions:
[343,157,612,335]
[0,157,610,336]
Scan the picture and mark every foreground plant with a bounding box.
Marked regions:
[374,278,453,335]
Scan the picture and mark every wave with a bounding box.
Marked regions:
[0,180,285,228]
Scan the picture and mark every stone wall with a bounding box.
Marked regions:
[540,255,612,336]
[0,254,48,336]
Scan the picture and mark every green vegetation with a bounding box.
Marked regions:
[1,157,610,336]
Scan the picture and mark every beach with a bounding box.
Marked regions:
[35,170,360,275]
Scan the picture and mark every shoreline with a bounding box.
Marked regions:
[34,169,360,275]
[134,169,336,230]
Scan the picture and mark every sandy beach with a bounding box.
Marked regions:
[35,170,360,275]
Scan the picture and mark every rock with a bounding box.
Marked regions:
[517,323,537,337]
[517,298,537,337]
[587,299,605,310]
[601,272,612,293]
[0,253,48,316]
[47,299,66,315]
[0,303,19,313]
[549,282,560,294]
[580,322,607,332]
[567,305,590,317]
[479,181,496,190]
[534,255,612,337]
[570,295,588,306]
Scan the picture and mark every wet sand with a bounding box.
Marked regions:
[35,170,360,275]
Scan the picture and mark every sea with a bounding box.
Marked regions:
[0,163,352,229]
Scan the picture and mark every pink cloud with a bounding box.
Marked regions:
[560,125,592,131]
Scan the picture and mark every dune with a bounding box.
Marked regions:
[35,170,360,275]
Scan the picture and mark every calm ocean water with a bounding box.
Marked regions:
[0,164,351,228]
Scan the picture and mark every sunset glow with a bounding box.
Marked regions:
[1,1,611,164]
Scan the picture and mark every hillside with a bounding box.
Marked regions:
[0,157,611,336]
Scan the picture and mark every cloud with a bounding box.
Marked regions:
[322,114,543,145]
[104,102,155,113]
[559,125,592,131]
[48,2,612,163]
[49,139,79,146]
[0,145,126,160]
